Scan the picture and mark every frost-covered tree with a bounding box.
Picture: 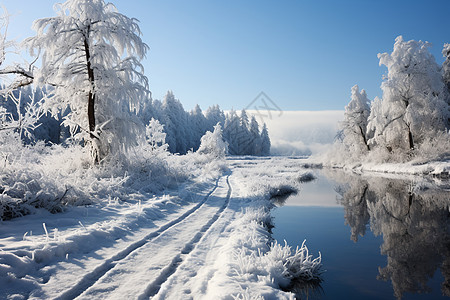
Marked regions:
[442,44,450,97]
[248,115,262,155]
[205,104,225,131]
[341,85,371,153]
[368,36,448,152]
[197,123,228,158]
[0,7,9,68]
[189,104,208,151]
[441,44,450,125]
[260,123,271,156]
[23,0,149,162]
[0,7,32,90]
[161,91,189,154]
[223,109,240,155]
[145,117,168,153]
[237,109,252,155]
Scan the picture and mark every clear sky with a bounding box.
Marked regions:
[1,0,449,111]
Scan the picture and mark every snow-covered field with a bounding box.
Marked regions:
[0,157,321,300]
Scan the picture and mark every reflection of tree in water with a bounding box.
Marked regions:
[326,170,450,299]
[334,178,373,242]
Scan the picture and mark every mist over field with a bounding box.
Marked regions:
[247,110,344,156]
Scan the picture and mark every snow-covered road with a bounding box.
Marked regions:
[70,175,231,299]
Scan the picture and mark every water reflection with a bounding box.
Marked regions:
[325,170,450,299]
[286,277,324,300]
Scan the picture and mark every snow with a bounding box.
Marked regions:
[0,156,322,299]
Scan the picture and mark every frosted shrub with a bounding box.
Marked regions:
[234,240,322,290]
[227,200,322,297]
[232,288,265,300]
[414,131,450,163]
[197,123,228,158]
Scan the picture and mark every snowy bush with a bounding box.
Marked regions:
[197,123,228,158]
[414,131,450,163]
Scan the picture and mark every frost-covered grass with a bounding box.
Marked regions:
[0,132,227,221]
[208,197,322,299]
[205,158,323,299]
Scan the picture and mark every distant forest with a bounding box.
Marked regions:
[0,88,271,156]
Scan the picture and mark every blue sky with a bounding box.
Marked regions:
[2,0,449,111]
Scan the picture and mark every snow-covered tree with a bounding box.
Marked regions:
[441,44,450,126]
[23,0,149,162]
[260,123,271,156]
[0,7,32,91]
[189,104,208,151]
[248,115,262,155]
[368,36,448,152]
[0,7,9,68]
[443,44,450,97]
[205,104,225,131]
[145,117,168,153]
[161,91,189,154]
[197,123,228,158]
[237,109,252,155]
[223,109,240,155]
[341,85,371,153]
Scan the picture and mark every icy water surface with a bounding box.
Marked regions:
[272,169,450,300]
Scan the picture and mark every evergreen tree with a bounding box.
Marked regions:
[161,91,189,154]
[189,104,207,151]
[248,115,262,155]
[205,104,225,131]
[238,109,252,155]
[260,123,271,156]
[223,109,240,155]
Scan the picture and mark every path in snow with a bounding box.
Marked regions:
[50,174,232,299]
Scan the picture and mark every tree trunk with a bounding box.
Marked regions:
[408,129,414,150]
[359,125,370,151]
[83,27,96,136]
[84,26,99,163]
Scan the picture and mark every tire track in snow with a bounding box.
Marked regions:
[139,174,232,299]
[54,177,221,300]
